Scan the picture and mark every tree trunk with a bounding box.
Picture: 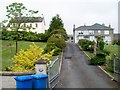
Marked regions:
[94,41,96,56]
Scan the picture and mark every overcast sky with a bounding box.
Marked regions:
[0,0,119,34]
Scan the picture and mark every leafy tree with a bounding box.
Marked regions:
[48,14,64,32]
[6,2,38,53]
[47,34,66,50]
[46,14,66,40]
[96,36,105,50]
[50,29,67,40]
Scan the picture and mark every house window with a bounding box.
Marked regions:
[79,32,83,34]
[36,23,38,27]
[98,30,101,35]
[105,30,109,34]
[30,24,32,27]
[89,30,94,35]
[71,37,73,40]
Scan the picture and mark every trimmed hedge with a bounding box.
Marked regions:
[78,39,94,51]
[1,31,47,42]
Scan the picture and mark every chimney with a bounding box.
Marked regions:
[109,24,111,28]
[102,23,105,26]
[73,24,75,31]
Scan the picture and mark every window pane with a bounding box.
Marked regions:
[30,24,32,27]
[36,24,38,27]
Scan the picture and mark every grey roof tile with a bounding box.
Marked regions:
[10,17,44,23]
[75,23,113,31]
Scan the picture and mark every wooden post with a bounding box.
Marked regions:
[94,41,97,56]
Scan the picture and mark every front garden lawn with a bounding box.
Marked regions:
[1,40,46,70]
[84,44,119,59]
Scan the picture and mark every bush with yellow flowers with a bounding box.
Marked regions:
[9,43,54,72]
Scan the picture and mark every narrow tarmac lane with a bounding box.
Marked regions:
[55,42,118,88]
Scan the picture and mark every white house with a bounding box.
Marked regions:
[73,23,114,44]
[8,17,45,34]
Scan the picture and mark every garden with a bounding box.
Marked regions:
[78,37,120,73]
[1,2,67,72]
[1,40,46,71]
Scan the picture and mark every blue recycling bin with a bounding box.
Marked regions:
[14,75,33,89]
[32,74,48,89]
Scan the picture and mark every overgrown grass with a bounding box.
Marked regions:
[1,40,46,70]
[104,44,119,56]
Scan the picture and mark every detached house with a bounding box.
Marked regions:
[8,17,45,34]
[73,23,114,44]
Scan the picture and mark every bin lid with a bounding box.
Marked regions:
[14,75,33,81]
[32,74,48,79]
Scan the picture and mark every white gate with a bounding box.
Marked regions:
[47,55,62,89]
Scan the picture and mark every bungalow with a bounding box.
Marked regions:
[73,23,114,44]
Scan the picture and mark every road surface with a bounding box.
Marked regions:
[55,42,118,88]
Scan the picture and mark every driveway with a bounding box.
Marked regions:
[55,42,118,88]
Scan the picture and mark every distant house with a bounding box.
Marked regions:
[67,34,73,42]
[8,17,45,34]
[73,23,114,44]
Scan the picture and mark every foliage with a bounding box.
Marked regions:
[44,43,61,56]
[37,33,48,42]
[78,39,94,51]
[1,30,49,42]
[105,54,115,73]
[50,29,67,40]
[46,14,66,40]
[89,49,110,65]
[8,43,54,72]
[48,14,64,32]
[2,40,46,71]
[89,56,106,65]
[96,49,110,57]
[112,39,120,45]
[96,36,105,50]
[5,2,38,53]
[47,34,66,50]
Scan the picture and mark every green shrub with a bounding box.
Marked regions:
[112,39,120,45]
[96,36,105,50]
[47,34,66,50]
[78,39,94,51]
[89,49,110,65]
[89,57,106,65]
[50,29,67,40]
[44,43,61,56]
[105,54,116,73]
[105,67,114,73]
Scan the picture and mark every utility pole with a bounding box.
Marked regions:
[73,24,75,43]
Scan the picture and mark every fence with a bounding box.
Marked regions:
[47,55,62,89]
[114,57,120,83]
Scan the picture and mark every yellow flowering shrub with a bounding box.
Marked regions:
[9,43,54,72]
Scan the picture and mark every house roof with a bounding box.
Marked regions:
[75,23,113,31]
[10,17,44,23]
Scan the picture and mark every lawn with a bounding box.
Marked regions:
[104,44,119,56]
[1,40,46,70]
[83,45,119,59]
